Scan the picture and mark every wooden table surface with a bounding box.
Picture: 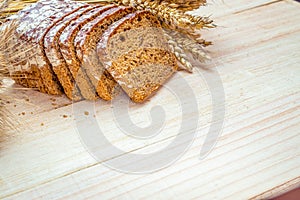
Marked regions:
[1,0,300,199]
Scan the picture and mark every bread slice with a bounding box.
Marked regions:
[10,0,82,94]
[44,5,92,100]
[107,48,178,102]
[59,5,116,100]
[74,6,134,101]
[97,11,178,102]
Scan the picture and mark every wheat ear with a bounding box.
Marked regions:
[0,0,15,134]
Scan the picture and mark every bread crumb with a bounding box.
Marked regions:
[21,112,25,115]
[84,111,89,116]
[41,123,44,126]
[63,115,68,118]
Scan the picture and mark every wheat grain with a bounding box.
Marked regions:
[164,29,211,72]
[160,0,206,11]
[163,29,193,72]
[174,32,211,61]
[113,1,214,36]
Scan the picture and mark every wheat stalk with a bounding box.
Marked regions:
[115,1,214,35]
[82,1,214,43]
[174,31,211,62]
[0,0,10,135]
[1,0,214,45]
[160,0,206,11]
[0,0,20,134]
[163,29,193,72]
[164,29,211,72]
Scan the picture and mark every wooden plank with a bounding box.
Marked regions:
[1,0,300,199]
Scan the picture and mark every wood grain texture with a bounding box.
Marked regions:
[1,0,300,199]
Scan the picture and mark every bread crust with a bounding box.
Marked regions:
[75,6,135,100]
[59,5,116,100]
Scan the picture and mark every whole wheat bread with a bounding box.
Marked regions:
[97,11,178,102]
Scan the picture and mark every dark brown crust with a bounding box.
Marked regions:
[59,5,116,100]
[74,6,135,100]
[44,5,91,100]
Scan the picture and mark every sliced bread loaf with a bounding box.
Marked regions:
[74,6,134,100]
[10,0,82,94]
[97,11,178,102]
[59,5,116,100]
[44,5,92,100]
